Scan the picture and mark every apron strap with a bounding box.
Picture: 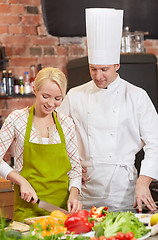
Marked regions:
[25,105,65,144]
[24,105,34,142]
[53,112,65,144]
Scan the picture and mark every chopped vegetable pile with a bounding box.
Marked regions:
[93,211,150,239]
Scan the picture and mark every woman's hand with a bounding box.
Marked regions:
[67,187,82,214]
[133,175,157,212]
[7,170,38,203]
[19,178,38,203]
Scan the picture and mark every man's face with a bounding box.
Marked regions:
[89,64,120,89]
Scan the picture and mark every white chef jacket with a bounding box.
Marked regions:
[59,75,158,210]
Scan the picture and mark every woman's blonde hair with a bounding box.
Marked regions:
[34,67,67,97]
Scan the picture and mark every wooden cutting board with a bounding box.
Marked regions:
[24,215,49,225]
[5,221,30,232]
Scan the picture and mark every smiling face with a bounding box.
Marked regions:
[89,64,120,89]
[33,79,63,117]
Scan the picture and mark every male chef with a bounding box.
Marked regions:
[59,8,158,211]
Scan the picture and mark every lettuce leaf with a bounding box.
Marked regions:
[93,211,150,238]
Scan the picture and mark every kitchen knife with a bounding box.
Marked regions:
[19,193,68,214]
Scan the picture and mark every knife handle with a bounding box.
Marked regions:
[19,192,40,204]
[31,197,40,204]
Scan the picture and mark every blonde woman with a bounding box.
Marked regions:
[0,67,82,221]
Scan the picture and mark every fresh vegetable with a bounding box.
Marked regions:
[93,211,150,239]
[50,210,68,224]
[150,213,158,226]
[0,218,91,240]
[0,229,23,239]
[90,206,108,218]
[65,209,94,234]
[124,231,134,240]
[98,236,108,240]
[115,231,125,240]
[34,210,68,237]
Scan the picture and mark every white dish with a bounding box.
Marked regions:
[137,231,151,240]
[135,213,152,225]
[66,231,95,238]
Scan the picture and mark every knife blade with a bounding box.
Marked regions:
[19,193,68,214]
[36,198,69,214]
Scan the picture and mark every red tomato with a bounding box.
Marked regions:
[115,232,125,240]
[125,232,134,240]
[108,237,116,240]
[90,237,98,240]
[99,236,108,240]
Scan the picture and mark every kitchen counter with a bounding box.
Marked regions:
[148,236,158,240]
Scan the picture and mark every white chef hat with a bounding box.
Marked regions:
[85,8,124,65]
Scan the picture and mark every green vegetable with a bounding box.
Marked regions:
[93,211,150,239]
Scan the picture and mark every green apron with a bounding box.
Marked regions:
[14,105,71,222]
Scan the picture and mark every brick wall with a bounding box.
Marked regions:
[0,1,158,78]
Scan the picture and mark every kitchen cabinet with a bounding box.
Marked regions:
[0,177,14,219]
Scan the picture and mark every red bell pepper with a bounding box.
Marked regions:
[64,210,94,234]
[90,206,108,218]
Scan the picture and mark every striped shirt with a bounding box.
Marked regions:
[0,107,82,192]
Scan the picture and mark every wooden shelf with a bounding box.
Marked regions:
[0,94,35,99]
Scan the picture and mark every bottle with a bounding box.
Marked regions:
[30,65,36,93]
[0,115,3,129]
[24,71,31,94]
[19,76,24,95]
[0,82,5,96]
[2,70,8,95]
[14,75,20,94]
[37,64,42,72]
[8,70,14,95]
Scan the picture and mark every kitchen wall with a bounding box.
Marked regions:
[0,0,158,78]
